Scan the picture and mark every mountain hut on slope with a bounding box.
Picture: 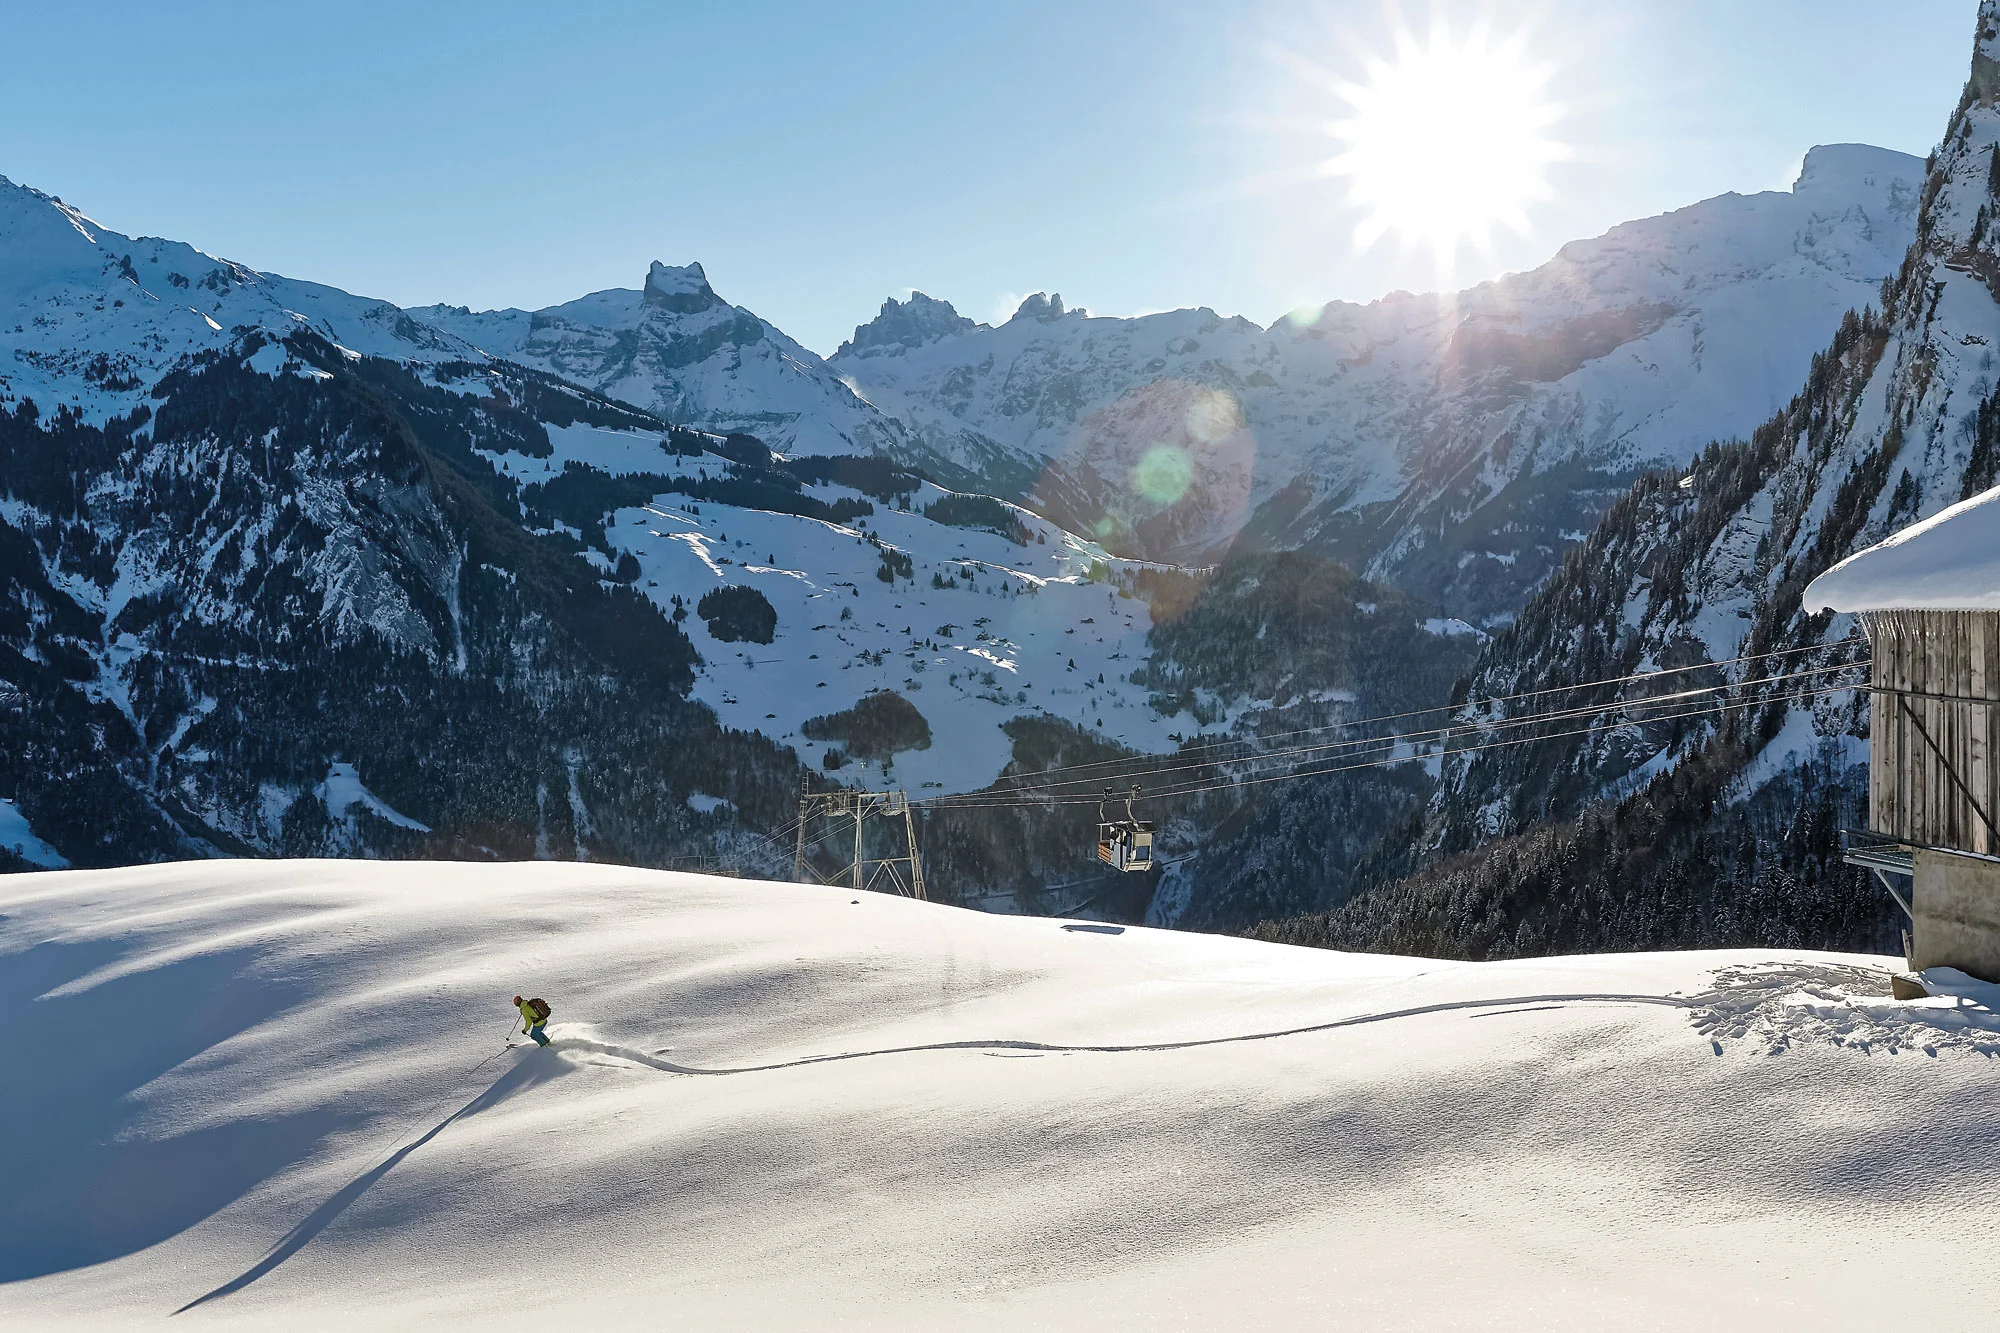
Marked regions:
[1807,483,2000,982]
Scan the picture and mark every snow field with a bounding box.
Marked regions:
[0,798,66,867]
[4,859,1999,1329]
[485,424,1206,792]
[624,494,1185,790]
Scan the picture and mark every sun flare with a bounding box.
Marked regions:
[1320,20,1564,265]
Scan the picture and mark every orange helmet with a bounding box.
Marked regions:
[512,995,523,1005]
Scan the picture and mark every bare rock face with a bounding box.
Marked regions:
[837,292,976,356]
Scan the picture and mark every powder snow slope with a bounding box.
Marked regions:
[5,859,1998,1330]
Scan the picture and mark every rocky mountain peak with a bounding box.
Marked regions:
[1009,292,1067,323]
[1789,143,1924,202]
[643,260,721,315]
[835,291,978,358]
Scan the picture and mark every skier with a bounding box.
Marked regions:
[514,994,552,1047]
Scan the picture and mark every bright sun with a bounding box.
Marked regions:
[1320,20,1564,265]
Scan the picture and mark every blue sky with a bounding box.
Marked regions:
[0,1,1976,354]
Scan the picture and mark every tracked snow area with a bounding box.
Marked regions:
[5,860,1999,1330]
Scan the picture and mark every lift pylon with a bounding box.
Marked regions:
[792,784,927,899]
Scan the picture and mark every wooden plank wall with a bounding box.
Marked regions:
[1865,609,2000,854]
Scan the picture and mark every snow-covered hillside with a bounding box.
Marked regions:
[1242,2,2000,965]
[0,170,1293,868]
[831,146,1922,616]
[0,176,474,424]
[1439,5,2000,845]
[477,418,1211,791]
[5,860,1997,1330]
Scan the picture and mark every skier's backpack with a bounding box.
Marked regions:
[526,997,551,1023]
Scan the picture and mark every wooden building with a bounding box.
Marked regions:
[1861,608,2000,855]
[1807,484,2000,982]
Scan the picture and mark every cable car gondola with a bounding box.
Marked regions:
[1095,786,1155,872]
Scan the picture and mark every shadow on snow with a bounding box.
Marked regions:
[0,938,330,1285]
[175,1048,569,1314]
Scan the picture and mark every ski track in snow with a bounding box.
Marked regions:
[1690,960,2000,1057]
[557,990,1693,1075]
[5,859,2000,1330]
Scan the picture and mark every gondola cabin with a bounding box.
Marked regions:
[1807,483,2000,983]
[1095,786,1155,872]
[1096,819,1155,872]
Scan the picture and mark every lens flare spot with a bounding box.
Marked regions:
[1184,390,1242,445]
[1134,446,1195,505]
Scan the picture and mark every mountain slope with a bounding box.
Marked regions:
[0,323,815,871]
[7,859,1999,1328]
[1260,1,2000,961]
[409,263,1027,491]
[0,176,475,425]
[831,146,1922,618]
[1,177,1310,878]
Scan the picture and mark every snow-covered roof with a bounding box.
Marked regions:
[1805,483,2000,612]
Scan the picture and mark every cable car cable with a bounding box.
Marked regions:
[917,659,1868,807]
[955,636,1869,797]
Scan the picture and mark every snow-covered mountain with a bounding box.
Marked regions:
[1251,0,2000,962]
[399,154,1921,625]
[407,263,1029,492]
[0,176,475,423]
[831,146,1923,618]
[0,94,1951,937]
[0,168,1493,889]
[9,859,2000,1327]
[408,262,894,453]
[1443,9,2000,839]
